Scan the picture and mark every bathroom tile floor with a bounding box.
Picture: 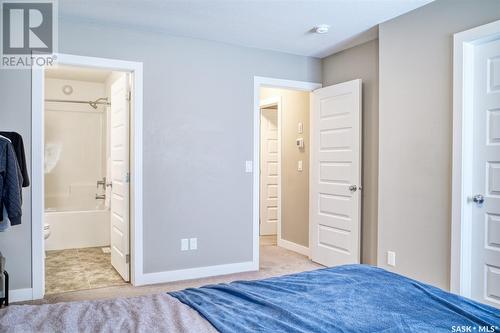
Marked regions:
[45,247,126,295]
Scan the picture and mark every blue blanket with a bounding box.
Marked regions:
[169,265,500,333]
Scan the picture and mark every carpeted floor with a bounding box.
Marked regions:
[25,236,321,305]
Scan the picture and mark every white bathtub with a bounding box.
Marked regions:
[44,208,110,251]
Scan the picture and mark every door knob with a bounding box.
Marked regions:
[349,185,358,192]
[472,194,484,204]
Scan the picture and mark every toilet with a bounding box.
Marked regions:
[44,223,51,239]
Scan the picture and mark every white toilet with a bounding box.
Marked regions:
[44,223,51,240]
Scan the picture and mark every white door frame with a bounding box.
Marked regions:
[31,53,144,300]
[259,97,282,237]
[451,19,500,296]
[253,77,322,268]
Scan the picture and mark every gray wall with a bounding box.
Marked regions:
[378,0,500,289]
[322,40,379,265]
[0,19,321,289]
[260,87,310,247]
[0,70,32,290]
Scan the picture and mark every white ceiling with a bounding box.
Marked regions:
[45,65,112,82]
[60,0,433,58]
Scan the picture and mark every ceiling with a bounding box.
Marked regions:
[45,65,112,82]
[60,0,434,58]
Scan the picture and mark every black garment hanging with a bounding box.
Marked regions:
[0,132,29,187]
[0,137,23,225]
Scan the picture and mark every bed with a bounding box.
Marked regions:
[1,265,499,332]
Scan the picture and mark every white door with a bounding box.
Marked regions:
[260,106,279,235]
[309,79,362,266]
[471,38,500,308]
[110,74,130,281]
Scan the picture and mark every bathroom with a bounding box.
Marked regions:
[43,65,131,294]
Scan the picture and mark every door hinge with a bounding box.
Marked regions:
[126,254,130,264]
[125,172,130,183]
[127,91,131,101]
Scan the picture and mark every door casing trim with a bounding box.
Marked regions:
[253,76,321,269]
[31,53,144,300]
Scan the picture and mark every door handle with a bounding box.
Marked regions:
[472,194,484,204]
[349,185,358,192]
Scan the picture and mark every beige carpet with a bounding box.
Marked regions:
[24,238,322,305]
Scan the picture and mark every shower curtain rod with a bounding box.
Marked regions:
[45,98,111,109]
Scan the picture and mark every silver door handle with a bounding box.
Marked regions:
[472,194,484,204]
[349,185,358,192]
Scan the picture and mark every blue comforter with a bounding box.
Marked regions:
[169,265,500,333]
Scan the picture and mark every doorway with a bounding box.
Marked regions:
[31,54,144,300]
[253,77,362,270]
[42,65,130,294]
[452,19,500,308]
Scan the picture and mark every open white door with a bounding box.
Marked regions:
[110,74,130,281]
[309,79,362,267]
[260,106,279,235]
[471,38,500,308]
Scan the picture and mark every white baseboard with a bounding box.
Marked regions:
[9,288,33,303]
[137,261,257,286]
[278,238,310,257]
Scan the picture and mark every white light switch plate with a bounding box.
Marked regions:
[245,160,253,173]
[181,239,189,251]
[298,122,303,134]
[387,251,396,266]
[298,160,303,171]
[189,238,197,250]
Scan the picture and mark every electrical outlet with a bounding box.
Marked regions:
[189,238,197,250]
[387,251,396,267]
[181,238,189,251]
[245,161,253,173]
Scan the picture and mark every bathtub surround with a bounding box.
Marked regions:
[44,78,108,212]
[43,77,111,252]
[44,210,111,251]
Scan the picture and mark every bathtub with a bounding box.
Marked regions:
[44,187,110,251]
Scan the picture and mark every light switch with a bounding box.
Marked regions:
[298,160,303,171]
[190,238,197,250]
[245,160,253,173]
[298,122,303,134]
[181,239,189,251]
